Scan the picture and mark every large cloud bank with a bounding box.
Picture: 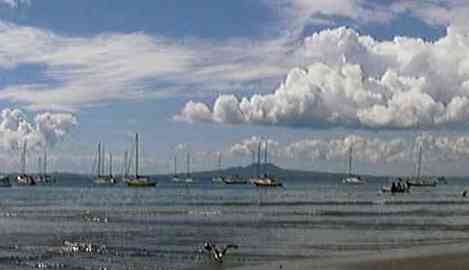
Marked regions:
[228,134,469,163]
[177,26,469,129]
[0,108,77,152]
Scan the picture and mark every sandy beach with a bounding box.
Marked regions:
[348,252,469,270]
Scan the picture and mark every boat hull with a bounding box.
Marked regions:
[255,182,283,187]
[127,181,156,187]
[342,177,365,184]
[127,178,156,187]
[16,175,36,186]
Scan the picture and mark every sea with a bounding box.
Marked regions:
[0,178,468,270]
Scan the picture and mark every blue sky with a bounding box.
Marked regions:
[2,0,469,176]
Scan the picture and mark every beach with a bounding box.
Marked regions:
[348,251,469,270]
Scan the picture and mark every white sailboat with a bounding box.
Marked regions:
[95,142,116,185]
[126,133,156,187]
[342,145,365,184]
[211,152,225,183]
[251,139,282,187]
[16,140,35,185]
[34,148,53,184]
[406,144,437,187]
[172,155,183,182]
[183,152,195,183]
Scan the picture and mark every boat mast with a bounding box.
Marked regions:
[38,156,42,176]
[44,147,47,176]
[257,141,262,177]
[109,152,113,177]
[123,150,128,177]
[217,152,222,172]
[174,156,177,176]
[348,145,353,177]
[97,143,101,176]
[135,133,139,177]
[186,152,190,178]
[416,144,423,180]
[22,140,27,175]
[264,139,268,175]
[102,143,106,176]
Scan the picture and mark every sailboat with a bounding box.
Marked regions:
[182,152,195,183]
[120,150,130,182]
[127,133,156,187]
[16,140,35,185]
[211,152,225,183]
[172,155,183,182]
[95,143,116,185]
[35,148,53,184]
[251,139,283,187]
[406,144,437,187]
[342,145,365,184]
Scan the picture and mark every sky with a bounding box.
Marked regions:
[2,0,469,176]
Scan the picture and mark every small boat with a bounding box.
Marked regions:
[127,176,156,187]
[223,175,247,184]
[342,145,365,184]
[172,176,183,182]
[16,174,35,185]
[381,178,410,193]
[254,176,283,187]
[342,176,365,185]
[406,180,437,187]
[211,176,225,183]
[126,133,156,187]
[95,176,116,185]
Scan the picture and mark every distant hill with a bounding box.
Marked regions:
[153,163,390,183]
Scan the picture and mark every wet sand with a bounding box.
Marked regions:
[348,252,469,270]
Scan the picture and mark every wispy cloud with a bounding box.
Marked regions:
[266,0,469,33]
[0,21,301,111]
[0,0,29,8]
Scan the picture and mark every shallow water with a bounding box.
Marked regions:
[0,180,468,269]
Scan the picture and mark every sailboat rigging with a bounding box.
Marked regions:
[342,144,365,185]
[127,133,156,187]
[95,142,116,185]
[16,140,35,185]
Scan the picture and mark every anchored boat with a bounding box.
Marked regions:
[405,145,438,187]
[126,133,156,187]
[251,138,283,188]
[94,142,116,185]
[342,144,365,185]
[16,140,35,186]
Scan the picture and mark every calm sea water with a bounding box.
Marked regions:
[0,179,468,269]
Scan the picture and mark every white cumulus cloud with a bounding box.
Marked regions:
[228,134,469,164]
[177,26,469,129]
[0,108,77,152]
